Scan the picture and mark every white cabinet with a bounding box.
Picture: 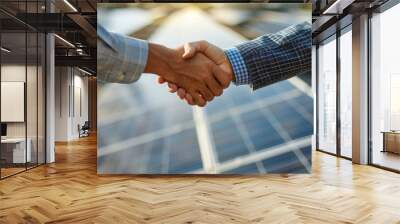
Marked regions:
[1,138,32,163]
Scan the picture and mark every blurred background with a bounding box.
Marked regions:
[97,3,313,174]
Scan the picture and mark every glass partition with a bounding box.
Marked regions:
[0,1,46,179]
[38,32,45,165]
[27,30,38,169]
[1,30,28,177]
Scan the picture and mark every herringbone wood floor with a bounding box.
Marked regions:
[1,135,400,224]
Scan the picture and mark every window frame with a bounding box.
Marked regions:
[315,23,353,161]
[367,0,400,173]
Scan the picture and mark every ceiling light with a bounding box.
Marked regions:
[78,67,92,76]
[76,48,85,55]
[54,34,75,48]
[63,0,78,12]
[1,47,11,53]
[322,0,354,15]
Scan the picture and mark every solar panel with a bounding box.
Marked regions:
[240,109,286,151]
[167,129,203,173]
[261,151,308,173]
[223,163,260,174]
[210,117,250,162]
[97,6,312,174]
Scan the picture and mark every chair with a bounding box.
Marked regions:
[79,121,90,138]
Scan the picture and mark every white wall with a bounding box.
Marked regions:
[55,66,69,141]
[73,73,89,136]
[54,67,89,141]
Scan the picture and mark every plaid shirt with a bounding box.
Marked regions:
[97,25,148,84]
[224,22,311,90]
[225,48,249,85]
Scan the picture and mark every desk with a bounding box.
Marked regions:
[1,138,31,163]
[382,131,400,154]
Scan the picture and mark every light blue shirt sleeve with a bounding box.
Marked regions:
[97,25,149,83]
[224,48,250,86]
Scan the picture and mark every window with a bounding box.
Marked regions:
[339,27,352,158]
[317,36,337,154]
[370,2,400,171]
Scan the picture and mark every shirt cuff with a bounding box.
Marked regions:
[224,47,250,85]
[97,30,149,84]
[115,35,149,83]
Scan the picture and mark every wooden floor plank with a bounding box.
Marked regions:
[1,134,400,224]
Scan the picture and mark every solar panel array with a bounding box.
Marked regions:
[97,6,312,174]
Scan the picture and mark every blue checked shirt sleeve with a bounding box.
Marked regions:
[225,22,311,90]
[97,25,148,84]
[224,48,250,85]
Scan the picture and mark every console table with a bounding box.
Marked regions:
[382,131,400,154]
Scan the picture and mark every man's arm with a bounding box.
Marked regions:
[97,25,230,106]
[161,22,311,103]
[97,24,148,83]
[225,22,311,90]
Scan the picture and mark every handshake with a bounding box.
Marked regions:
[144,41,233,107]
[99,22,311,103]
